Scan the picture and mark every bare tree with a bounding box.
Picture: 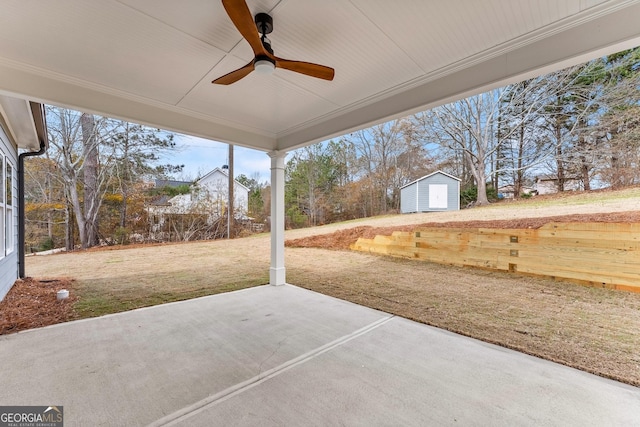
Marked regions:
[415,68,585,204]
[46,107,116,248]
[81,113,100,246]
[347,119,422,213]
[415,92,499,205]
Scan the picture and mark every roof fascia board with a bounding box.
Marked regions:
[400,170,461,189]
[0,94,40,150]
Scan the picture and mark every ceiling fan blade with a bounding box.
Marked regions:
[212,61,255,85]
[222,0,267,56]
[274,57,335,81]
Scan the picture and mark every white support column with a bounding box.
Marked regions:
[268,150,287,286]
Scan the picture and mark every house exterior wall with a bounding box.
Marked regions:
[498,186,535,199]
[401,171,460,213]
[198,169,249,214]
[536,180,558,195]
[0,125,19,301]
[536,179,582,195]
[149,168,251,234]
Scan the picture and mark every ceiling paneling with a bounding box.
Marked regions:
[180,55,338,135]
[0,0,637,151]
[0,1,227,105]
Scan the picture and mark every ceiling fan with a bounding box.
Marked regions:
[212,0,335,85]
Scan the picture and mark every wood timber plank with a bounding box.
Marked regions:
[351,222,640,292]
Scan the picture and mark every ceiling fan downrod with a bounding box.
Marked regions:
[255,13,274,53]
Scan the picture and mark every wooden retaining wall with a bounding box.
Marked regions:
[350,222,640,293]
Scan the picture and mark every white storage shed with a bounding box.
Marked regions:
[400,171,460,213]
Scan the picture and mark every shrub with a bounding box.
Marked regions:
[460,185,499,206]
[38,237,54,252]
[113,227,130,245]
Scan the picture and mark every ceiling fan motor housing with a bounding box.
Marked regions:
[255,13,273,35]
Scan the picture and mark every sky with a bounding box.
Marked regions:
[162,134,276,184]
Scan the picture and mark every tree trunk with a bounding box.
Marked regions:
[465,150,489,205]
[514,123,525,197]
[119,125,130,229]
[581,161,591,191]
[555,122,566,192]
[65,200,74,251]
[120,184,128,228]
[81,113,99,247]
[476,174,490,205]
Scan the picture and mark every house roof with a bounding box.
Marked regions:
[498,185,534,192]
[536,175,581,181]
[0,1,638,153]
[155,179,193,188]
[401,170,461,190]
[197,167,250,192]
[149,195,173,207]
[0,95,46,151]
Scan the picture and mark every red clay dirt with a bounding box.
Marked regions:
[285,211,640,250]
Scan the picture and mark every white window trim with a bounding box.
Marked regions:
[5,159,14,255]
[0,154,5,259]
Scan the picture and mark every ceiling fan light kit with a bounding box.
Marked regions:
[254,57,275,74]
[213,0,335,85]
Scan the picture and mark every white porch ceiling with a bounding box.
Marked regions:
[0,0,639,152]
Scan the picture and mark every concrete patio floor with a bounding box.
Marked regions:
[0,285,638,426]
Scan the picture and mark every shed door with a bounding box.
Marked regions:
[429,184,448,209]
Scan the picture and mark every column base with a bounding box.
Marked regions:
[269,267,286,286]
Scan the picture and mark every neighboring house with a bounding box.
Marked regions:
[149,167,249,233]
[535,175,582,195]
[196,167,249,216]
[155,179,192,189]
[497,185,535,199]
[400,171,461,213]
[0,96,47,301]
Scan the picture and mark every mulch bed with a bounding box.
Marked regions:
[0,277,77,335]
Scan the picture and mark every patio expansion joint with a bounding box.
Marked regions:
[148,315,395,427]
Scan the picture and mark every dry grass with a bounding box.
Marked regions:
[18,187,640,386]
[26,237,270,318]
[286,248,640,386]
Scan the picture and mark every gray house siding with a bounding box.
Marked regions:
[401,171,460,213]
[400,183,417,213]
[0,253,18,300]
[0,125,18,301]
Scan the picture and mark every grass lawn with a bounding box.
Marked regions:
[28,237,270,318]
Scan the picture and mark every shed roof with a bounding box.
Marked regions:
[401,170,461,190]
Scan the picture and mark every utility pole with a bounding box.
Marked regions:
[227,144,234,239]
